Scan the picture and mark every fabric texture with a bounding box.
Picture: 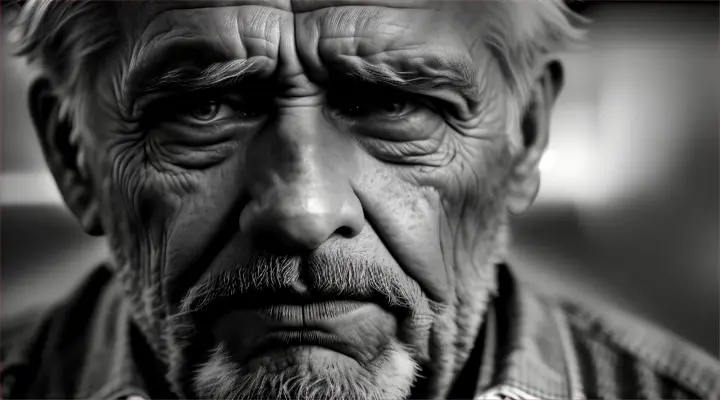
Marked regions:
[2,263,719,400]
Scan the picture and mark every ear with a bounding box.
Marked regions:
[507,60,564,216]
[28,78,104,235]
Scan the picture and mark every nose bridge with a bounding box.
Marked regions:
[276,108,338,188]
[257,107,348,200]
[241,107,363,250]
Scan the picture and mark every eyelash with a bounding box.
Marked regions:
[329,87,440,119]
[141,94,257,125]
[139,87,445,128]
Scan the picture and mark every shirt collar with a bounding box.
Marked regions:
[76,277,155,400]
[474,264,581,400]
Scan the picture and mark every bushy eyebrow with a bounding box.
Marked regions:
[135,58,268,94]
[337,54,481,102]
[120,36,276,116]
[123,40,482,114]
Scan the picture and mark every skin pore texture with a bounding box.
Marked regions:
[23,1,568,398]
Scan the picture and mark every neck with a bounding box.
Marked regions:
[410,274,498,399]
[447,319,490,399]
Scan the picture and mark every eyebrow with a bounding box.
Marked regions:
[121,36,275,115]
[126,57,271,101]
[335,54,482,103]
[124,43,481,113]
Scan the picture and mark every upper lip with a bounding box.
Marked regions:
[194,289,398,326]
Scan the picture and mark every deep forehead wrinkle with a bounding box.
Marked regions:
[122,1,485,109]
[138,0,438,14]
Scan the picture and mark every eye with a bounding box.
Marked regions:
[169,96,269,125]
[186,101,224,121]
[330,85,424,120]
[342,99,417,118]
[178,100,239,124]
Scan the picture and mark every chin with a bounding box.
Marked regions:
[192,340,419,400]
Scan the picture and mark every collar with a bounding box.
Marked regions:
[473,264,584,400]
[1,265,156,400]
[75,276,163,400]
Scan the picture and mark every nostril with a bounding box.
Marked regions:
[334,226,356,238]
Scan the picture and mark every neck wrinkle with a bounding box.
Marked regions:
[413,263,498,400]
[448,275,497,399]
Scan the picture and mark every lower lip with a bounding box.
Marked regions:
[250,330,355,359]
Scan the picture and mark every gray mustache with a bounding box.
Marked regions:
[178,249,432,319]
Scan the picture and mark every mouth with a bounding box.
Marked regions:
[253,301,369,325]
[247,327,364,362]
[195,288,406,328]
[210,300,400,364]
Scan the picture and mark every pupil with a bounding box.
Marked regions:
[341,99,404,116]
[193,102,217,119]
[383,102,400,112]
[347,105,363,115]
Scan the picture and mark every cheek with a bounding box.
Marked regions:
[416,73,515,232]
[448,138,512,212]
[353,130,513,304]
[102,137,243,289]
[355,162,450,304]
[160,173,245,305]
[414,132,514,271]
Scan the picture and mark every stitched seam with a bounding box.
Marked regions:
[552,306,586,399]
[498,379,568,400]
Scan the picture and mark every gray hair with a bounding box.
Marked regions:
[10,0,120,119]
[10,0,586,119]
[485,0,586,102]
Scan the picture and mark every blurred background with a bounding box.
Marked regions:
[1,1,718,356]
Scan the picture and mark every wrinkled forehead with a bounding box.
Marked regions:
[117,0,490,58]
[136,0,440,13]
[105,0,497,105]
[127,0,481,19]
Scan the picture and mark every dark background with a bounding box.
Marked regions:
[2,1,718,356]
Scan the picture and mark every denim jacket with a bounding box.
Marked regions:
[2,264,719,399]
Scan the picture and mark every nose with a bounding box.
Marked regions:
[240,107,364,251]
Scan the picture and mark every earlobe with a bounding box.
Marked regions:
[546,60,565,106]
[28,78,104,236]
[507,60,564,216]
[508,171,540,216]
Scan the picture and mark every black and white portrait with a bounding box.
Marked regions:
[1,1,718,399]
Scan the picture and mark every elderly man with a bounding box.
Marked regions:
[2,0,719,399]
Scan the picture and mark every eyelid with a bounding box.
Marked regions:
[139,92,247,125]
[176,101,234,124]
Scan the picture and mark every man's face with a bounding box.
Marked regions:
[75,0,523,398]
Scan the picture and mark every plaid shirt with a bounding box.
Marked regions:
[2,264,719,399]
